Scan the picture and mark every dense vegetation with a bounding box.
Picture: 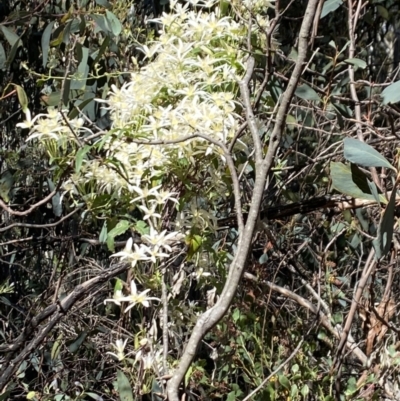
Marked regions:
[1,0,400,400]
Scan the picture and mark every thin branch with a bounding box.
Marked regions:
[166,1,320,399]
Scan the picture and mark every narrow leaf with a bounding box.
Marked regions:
[41,21,55,67]
[75,145,91,173]
[367,179,381,205]
[344,58,367,69]
[6,38,21,67]
[14,84,28,112]
[0,42,6,70]
[70,46,89,90]
[373,189,396,259]
[67,331,87,353]
[99,221,108,243]
[117,370,134,401]
[343,138,395,171]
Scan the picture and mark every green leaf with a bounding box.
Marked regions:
[187,234,202,259]
[278,375,290,390]
[330,162,385,201]
[135,220,149,235]
[115,278,123,292]
[96,0,112,10]
[0,42,6,70]
[107,220,130,238]
[99,221,108,243]
[381,80,400,105]
[96,0,112,8]
[14,84,28,112]
[367,179,381,205]
[67,331,87,353]
[86,392,104,401]
[0,25,20,46]
[301,384,309,397]
[377,5,389,20]
[61,75,71,107]
[343,138,395,171]
[295,84,321,102]
[117,370,134,401]
[41,21,55,67]
[291,383,299,398]
[93,36,110,65]
[344,377,357,396]
[75,145,91,174]
[320,0,342,19]
[226,392,236,401]
[344,58,366,70]
[91,14,111,34]
[350,163,374,195]
[91,194,111,210]
[70,45,89,90]
[69,96,95,119]
[51,334,63,360]
[373,189,396,260]
[105,10,122,36]
[6,37,21,67]
[50,26,65,47]
[0,170,15,202]
[107,220,130,251]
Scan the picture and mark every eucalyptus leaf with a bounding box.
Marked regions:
[105,10,122,36]
[381,80,400,105]
[320,0,342,19]
[41,21,55,67]
[373,189,396,260]
[70,46,89,90]
[330,162,385,201]
[0,25,20,46]
[91,14,111,34]
[367,179,381,205]
[343,138,395,171]
[295,84,321,102]
[344,58,366,69]
[69,96,95,119]
[0,42,6,70]
[117,370,134,401]
[96,0,112,8]
[67,331,87,353]
[6,37,21,67]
